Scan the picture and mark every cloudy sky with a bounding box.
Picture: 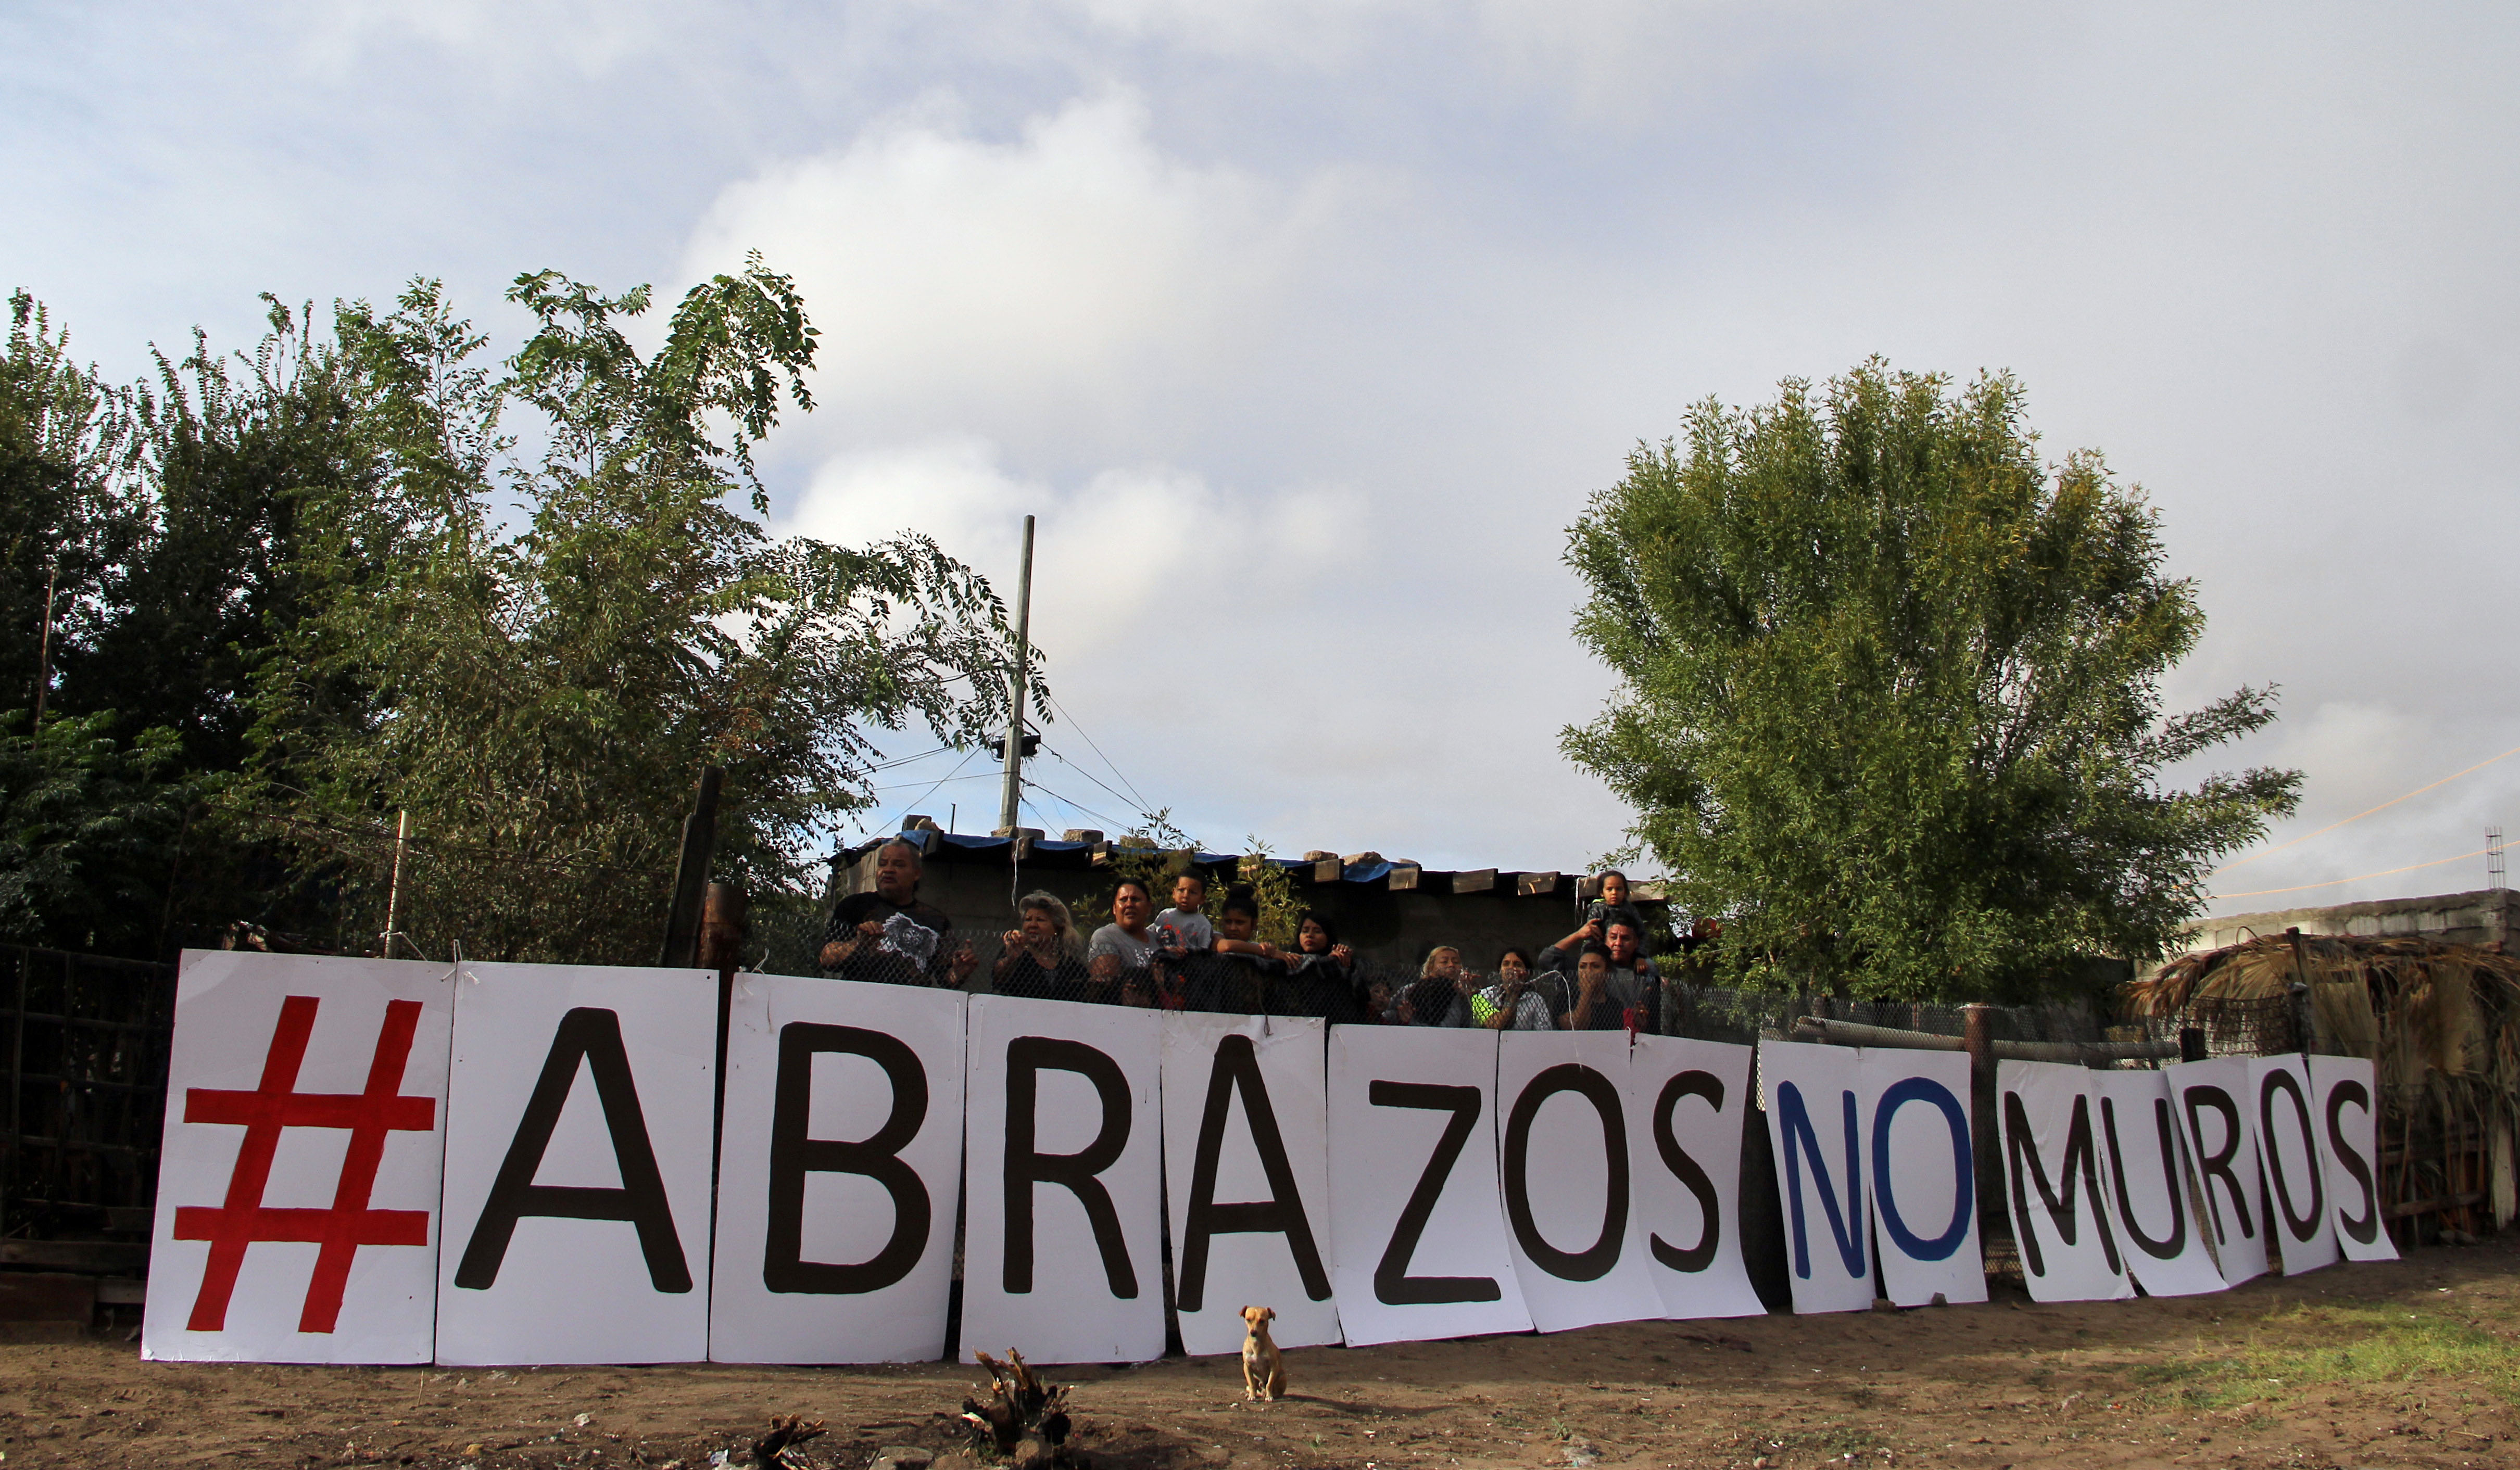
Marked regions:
[6,2,2516,913]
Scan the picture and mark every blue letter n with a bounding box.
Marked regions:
[1778,1080,1865,1281]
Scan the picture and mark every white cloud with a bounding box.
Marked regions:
[782,437,1368,664]
[684,92,1356,443]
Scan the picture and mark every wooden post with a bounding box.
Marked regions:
[1963,1003,1998,1231]
[2179,1026,2208,1062]
[699,878,746,1207]
[2285,927,2316,1056]
[699,881,748,981]
[996,515,1035,834]
[658,766,723,968]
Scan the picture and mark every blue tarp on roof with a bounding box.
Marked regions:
[933,831,1012,850]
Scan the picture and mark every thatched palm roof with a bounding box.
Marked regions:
[2130,931,2520,1095]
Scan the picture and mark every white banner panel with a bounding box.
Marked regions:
[1161,1013,1339,1357]
[1495,1031,1659,1333]
[434,964,719,1365]
[961,995,1164,1364]
[2168,1058,2269,1286]
[1757,1041,1872,1314]
[2250,1055,2340,1275]
[1861,1048,1985,1307]
[1626,1035,1764,1321]
[1995,1061,2132,1303]
[2088,1070,2226,1297]
[2307,1056,2398,1262]
[710,976,967,1363]
[145,953,454,1364]
[1326,1025,1531,1346]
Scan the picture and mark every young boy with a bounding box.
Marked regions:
[1152,871,1216,954]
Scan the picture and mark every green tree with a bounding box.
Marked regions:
[1564,362,2299,1002]
[245,259,1039,965]
[0,292,138,727]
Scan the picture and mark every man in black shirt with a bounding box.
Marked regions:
[818,838,976,986]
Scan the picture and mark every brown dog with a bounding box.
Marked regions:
[1239,1305,1286,1402]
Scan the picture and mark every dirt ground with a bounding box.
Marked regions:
[7,1239,2520,1470]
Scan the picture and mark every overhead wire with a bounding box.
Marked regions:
[2211,742,2520,874]
[1039,742,1154,825]
[880,745,981,832]
[1045,693,1154,817]
[1022,779,1132,835]
[2209,845,2496,903]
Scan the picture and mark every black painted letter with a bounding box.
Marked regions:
[1175,1035,1332,1311]
[2324,1076,2382,1247]
[455,1007,691,1292]
[1502,1064,1628,1282]
[2100,1095,2187,1261]
[1648,1070,1725,1273]
[2003,1089,2121,1278]
[764,1022,930,1295]
[2182,1084,2256,1244]
[1368,1081,1501,1306]
[1003,1036,1138,1298]
[2258,1068,2326,1245]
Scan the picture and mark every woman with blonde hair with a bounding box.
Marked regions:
[993,890,1085,999]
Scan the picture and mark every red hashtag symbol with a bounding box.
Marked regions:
[173,995,437,1334]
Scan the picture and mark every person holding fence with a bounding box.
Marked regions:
[1522,907,1663,1034]
[1472,947,1555,1031]
[819,838,978,987]
[1550,869,1655,959]
[1088,877,1178,1006]
[1279,911,1366,1022]
[1398,945,1476,1027]
[993,891,1086,1000]
[1153,871,1216,955]
[1198,885,1283,1011]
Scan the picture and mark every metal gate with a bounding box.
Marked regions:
[1,945,177,1257]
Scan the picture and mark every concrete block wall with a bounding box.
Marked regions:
[2177,887,2517,956]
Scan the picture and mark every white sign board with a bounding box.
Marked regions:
[2087,1069,2226,1297]
[434,963,719,1365]
[1495,1030,1660,1333]
[960,995,1165,1364]
[710,976,967,1363]
[2250,1055,2339,1275]
[2168,1058,2269,1286]
[2307,1056,2398,1262]
[1161,1013,1339,1357]
[1326,1025,1531,1346]
[1627,1035,1765,1321]
[145,953,454,1364]
[1757,1041,1873,1314]
[1996,1061,2132,1303]
[1862,1047,1985,1307]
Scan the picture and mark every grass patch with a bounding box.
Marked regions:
[2133,1303,2520,1408]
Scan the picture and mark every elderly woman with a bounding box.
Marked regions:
[992,891,1084,999]
[1400,945,1477,1027]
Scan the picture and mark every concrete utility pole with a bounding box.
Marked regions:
[997,515,1035,833]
